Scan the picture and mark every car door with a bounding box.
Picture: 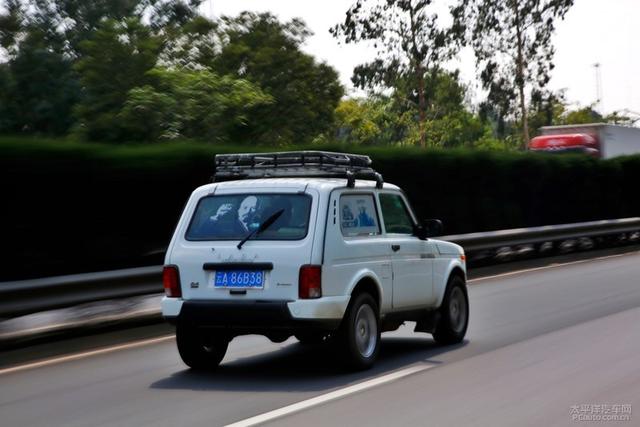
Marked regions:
[323,190,394,313]
[378,192,435,310]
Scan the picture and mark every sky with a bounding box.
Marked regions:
[200,0,640,118]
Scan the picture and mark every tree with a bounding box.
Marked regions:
[159,15,219,69]
[334,97,402,145]
[393,69,485,147]
[119,68,272,142]
[0,63,13,131]
[528,88,567,135]
[331,0,462,147]
[334,70,486,148]
[0,0,23,58]
[1,1,80,135]
[9,0,202,58]
[528,90,635,133]
[74,18,162,141]
[454,0,574,147]
[2,30,80,134]
[557,107,633,126]
[209,12,343,145]
[604,111,634,126]
[0,1,204,137]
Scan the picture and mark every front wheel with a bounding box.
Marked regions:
[339,293,380,370]
[176,324,229,370]
[433,275,469,345]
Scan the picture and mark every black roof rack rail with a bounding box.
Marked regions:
[213,151,384,188]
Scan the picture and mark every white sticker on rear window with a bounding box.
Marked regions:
[340,194,380,237]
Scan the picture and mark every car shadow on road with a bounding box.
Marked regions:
[150,335,468,393]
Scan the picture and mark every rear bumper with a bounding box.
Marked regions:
[162,297,348,333]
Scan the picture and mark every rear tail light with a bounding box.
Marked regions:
[163,265,182,298]
[299,265,322,299]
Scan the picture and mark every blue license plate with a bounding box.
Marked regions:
[214,270,264,288]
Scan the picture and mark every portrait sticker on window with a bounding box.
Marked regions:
[340,194,380,237]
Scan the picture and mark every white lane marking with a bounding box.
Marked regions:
[224,364,434,427]
[468,251,639,284]
[0,335,175,376]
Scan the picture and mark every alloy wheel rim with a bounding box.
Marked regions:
[354,304,377,358]
[449,287,467,334]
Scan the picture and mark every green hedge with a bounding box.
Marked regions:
[2,137,639,280]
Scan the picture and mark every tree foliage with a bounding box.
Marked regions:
[335,97,405,145]
[0,0,204,137]
[332,0,462,147]
[210,12,344,145]
[0,1,588,148]
[334,70,487,148]
[0,6,80,135]
[1,0,202,57]
[527,89,635,135]
[1,4,344,144]
[0,0,24,58]
[454,0,574,146]
[3,33,80,134]
[119,68,272,142]
[527,89,567,133]
[159,12,345,145]
[159,15,219,69]
[74,18,163,141]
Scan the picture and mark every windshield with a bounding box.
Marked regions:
[185,193,312,241]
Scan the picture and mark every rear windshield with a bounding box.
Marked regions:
[186,193,312,241]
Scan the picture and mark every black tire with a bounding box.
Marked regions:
[294,332,328,345]
[339,293,380,370]
[176,324,229,370]
[433,275,469,345]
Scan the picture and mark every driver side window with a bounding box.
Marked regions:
[379,193,414,234]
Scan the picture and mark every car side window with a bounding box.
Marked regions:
[379,193,414,234]
[340,194,381,237]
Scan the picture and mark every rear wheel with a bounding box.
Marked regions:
[176,324,229,370]
[433,275,469,345]
[339,293,380,370]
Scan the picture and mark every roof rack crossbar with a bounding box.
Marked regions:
[213,151,384,188]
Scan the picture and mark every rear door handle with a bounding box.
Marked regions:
[391,244,401,252]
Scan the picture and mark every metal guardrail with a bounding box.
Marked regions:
[0,266,162,318]
[1,218,639,319]
[442,217,640,252]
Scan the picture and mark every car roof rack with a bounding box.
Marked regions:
[213,151,384,188]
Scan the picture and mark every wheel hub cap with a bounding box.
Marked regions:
[354,304,377,358]
[449,287,467,334]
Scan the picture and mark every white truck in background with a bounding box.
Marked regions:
[529,124,640,159]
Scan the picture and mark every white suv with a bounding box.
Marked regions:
[162,152,468,370]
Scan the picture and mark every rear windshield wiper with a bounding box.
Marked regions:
[237,209,284,250]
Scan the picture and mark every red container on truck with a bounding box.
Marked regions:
[528,124,640,159]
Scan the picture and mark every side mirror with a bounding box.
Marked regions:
[418,219,443,239]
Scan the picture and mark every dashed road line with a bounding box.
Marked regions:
[223,364,434,427]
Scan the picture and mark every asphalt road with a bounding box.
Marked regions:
[2,250,639,427]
